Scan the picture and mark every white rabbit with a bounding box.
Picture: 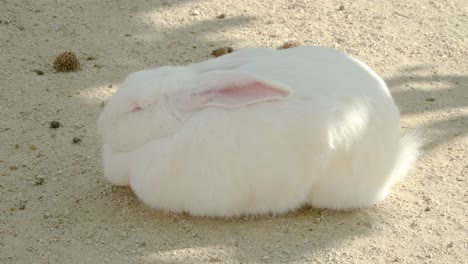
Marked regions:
[97,46,420,217]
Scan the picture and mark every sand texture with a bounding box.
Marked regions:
[0,0,467,263]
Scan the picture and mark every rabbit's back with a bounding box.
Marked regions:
[127,47,412,216]
[238,46,391,99]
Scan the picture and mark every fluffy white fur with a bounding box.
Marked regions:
[97,46,420,217]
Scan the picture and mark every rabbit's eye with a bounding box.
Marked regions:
[132,106,143,112]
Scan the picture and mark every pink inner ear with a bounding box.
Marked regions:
[193,80,291,109]
[177,70,293,111]
[217,81,290,98]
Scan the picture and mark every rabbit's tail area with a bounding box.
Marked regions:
[387,131,422,187]
[308,130,421,211]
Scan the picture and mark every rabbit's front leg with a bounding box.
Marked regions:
[101,144,131,186]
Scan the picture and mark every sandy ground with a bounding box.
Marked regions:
[1,0,467,263]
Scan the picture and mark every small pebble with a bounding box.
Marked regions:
[10,165,18,170]
[14,144,20,149]
[425,97,436,102]
[30,145,37,151]
[338,5,345,11]
[50,121,60,128]
[424,206,431,212]
[279,41,300,49]
[72,137,82,144]
[216,13,226,19]
[34,177,44,186]
[124,34,132,37]
[86,56,97,61]
[447,242,454,248]
[211,47,234,57]
[32,69,44,75]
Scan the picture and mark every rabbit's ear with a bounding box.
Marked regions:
[193,48,275,73]
[178,70,293,110]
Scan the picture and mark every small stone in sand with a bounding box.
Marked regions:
[34,177,44,186]
[279,41,300,49]
[50,121,60,128]
[216,14,226,19]
[425,97,436,102]
[211,47,234,57]
[32,69,44,75]
[53,51,81,72]
[72,137,82,144]
[338,5,345,11]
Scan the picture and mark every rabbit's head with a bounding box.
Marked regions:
[97,65,293,152]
